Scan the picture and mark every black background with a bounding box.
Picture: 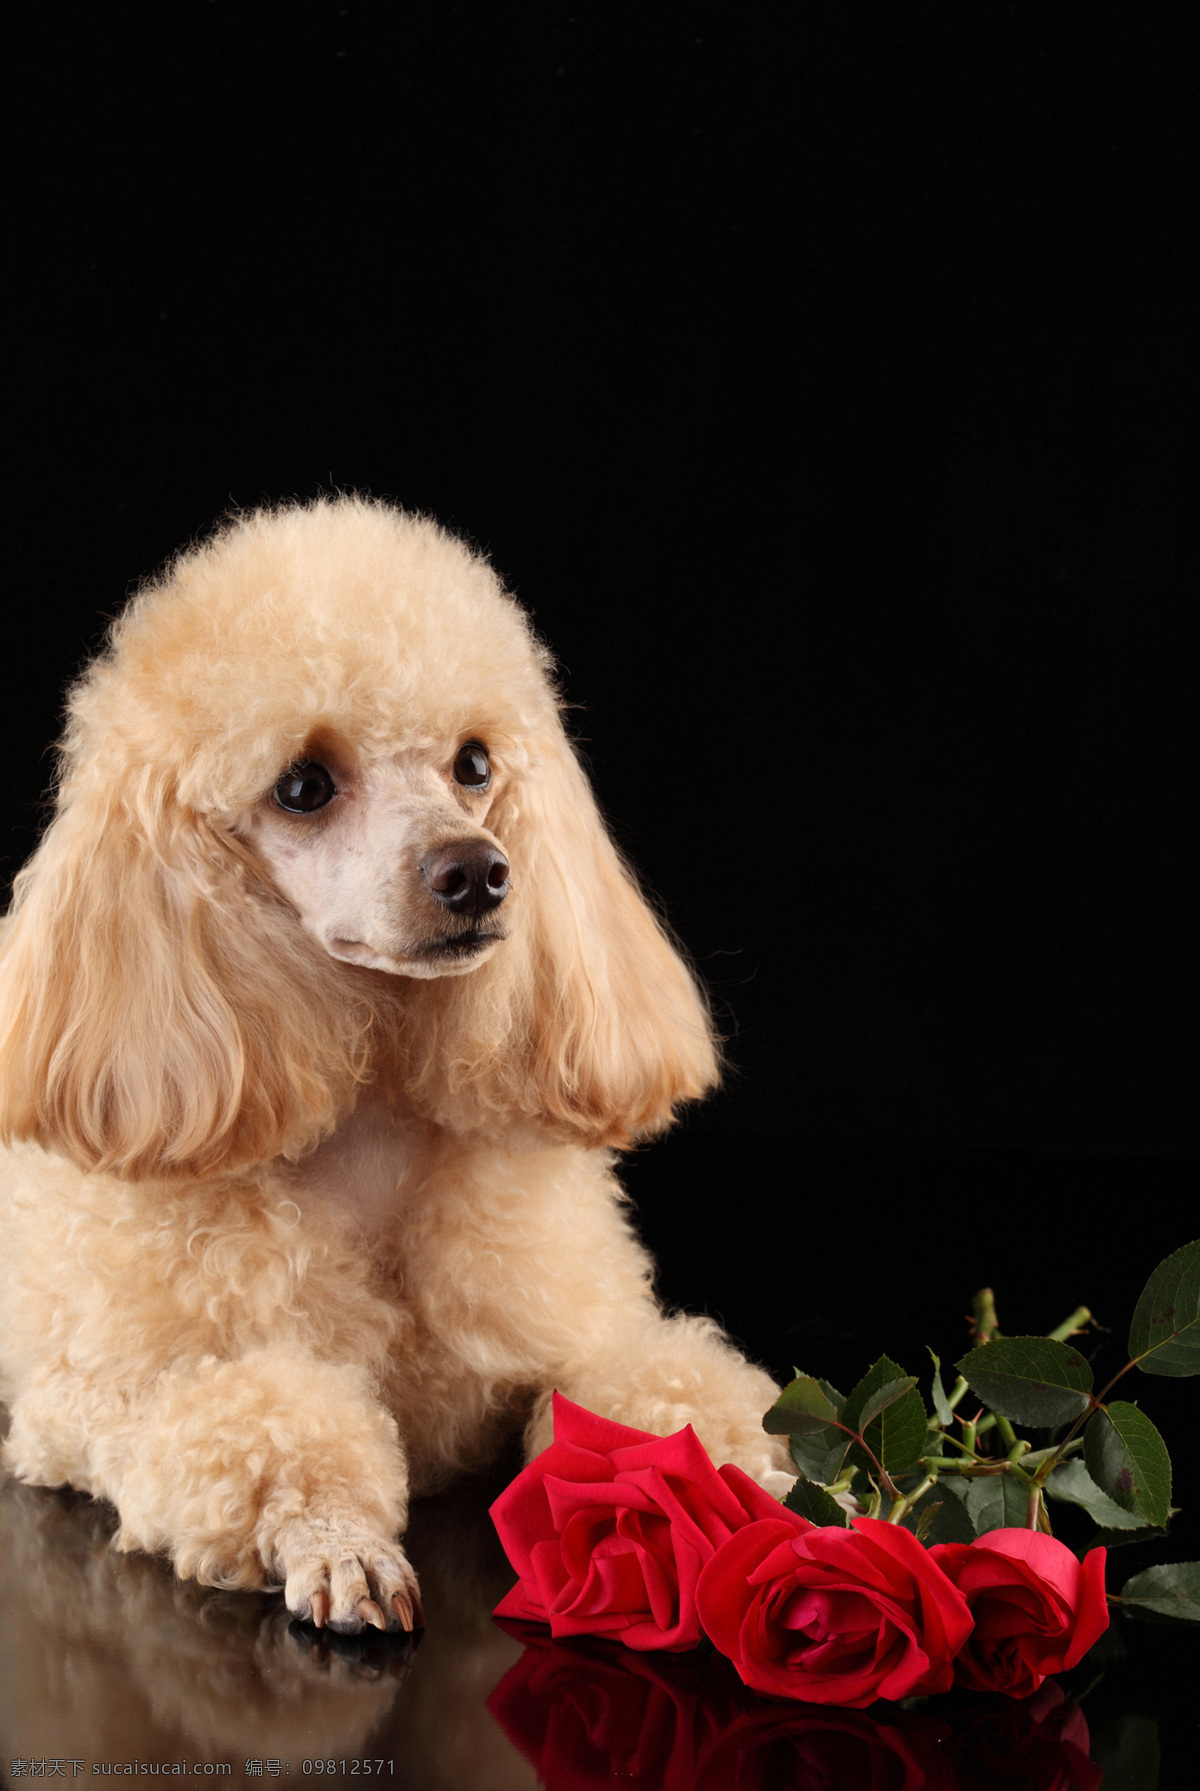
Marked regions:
[5,0,1196,1752]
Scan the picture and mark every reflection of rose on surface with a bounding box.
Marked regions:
[693,1703,959,1791]
[488,1624,739,1790]
[943,1681,1101,1791]
[489,1630,1103,1791]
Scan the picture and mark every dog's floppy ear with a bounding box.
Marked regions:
[0,780,366,1180]
[491,727,719,1144]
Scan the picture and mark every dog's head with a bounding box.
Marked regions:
[0,499,718,1179]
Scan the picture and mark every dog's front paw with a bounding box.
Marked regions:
[274,1515,423,1635]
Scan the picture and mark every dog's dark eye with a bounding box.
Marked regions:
[453,742,491,789]
[274,762,337,813]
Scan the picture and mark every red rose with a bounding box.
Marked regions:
[490,1393,785,1651]
[929,1530,1109,1698]
[696,1515,973,1707]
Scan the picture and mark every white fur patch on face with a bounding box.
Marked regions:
[241,745,510,980]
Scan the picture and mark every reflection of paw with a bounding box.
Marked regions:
[286,1616,420,1682]
[275,1516,424,1635]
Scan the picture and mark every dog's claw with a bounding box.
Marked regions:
[411,1587,425,1629]
[279,1518,418,1636]
[391,1591,413,1631]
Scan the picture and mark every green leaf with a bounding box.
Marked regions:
[853,1376,927,1475]
[789,1438,851,1483]
[823,1440,850,1479]
[956,1336,1093,1428]
[788,1431,847,1481]
[840,1357,905,1432]
[858,1376,919,1429]
[964,1472,1032,1535]
[783,1476,851,1528]
[1045,1459,1150,1530]
[1128,1239,1200,1377]
[788,1433,816,1476]
[763,1374,839,1435]
[840,1357,927,1477]
[771,1377,846,1480]
[818,1438,851,1485]
[1089,1523,1172,1552]
[1084,1403,1172,1528]
[901,1484,977,1546]
[1118,1560,1200,1622]
[927,1348,953,1427]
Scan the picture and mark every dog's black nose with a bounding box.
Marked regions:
[422,841,510,916]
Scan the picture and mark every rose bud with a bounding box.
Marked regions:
[929,1530,1109,1699]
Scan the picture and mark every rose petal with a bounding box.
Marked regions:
[1063,1546,1109,1670]
[696,1518,801,1661]
[960,1527,1084,1600]
[550,1391,660,1453]
[718,1458,813,1525]
[491,1438,619,1578]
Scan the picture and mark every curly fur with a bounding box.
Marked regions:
[0,497,788,1632]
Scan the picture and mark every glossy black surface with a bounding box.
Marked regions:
[1,1457,1193,1789]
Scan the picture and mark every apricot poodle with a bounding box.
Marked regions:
[0,498,789,1632]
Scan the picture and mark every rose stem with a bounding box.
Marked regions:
[970,1288,1001,1345]
[1047,1305,1092,1343]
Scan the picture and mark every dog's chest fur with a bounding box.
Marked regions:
[283,1084,433,1234]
